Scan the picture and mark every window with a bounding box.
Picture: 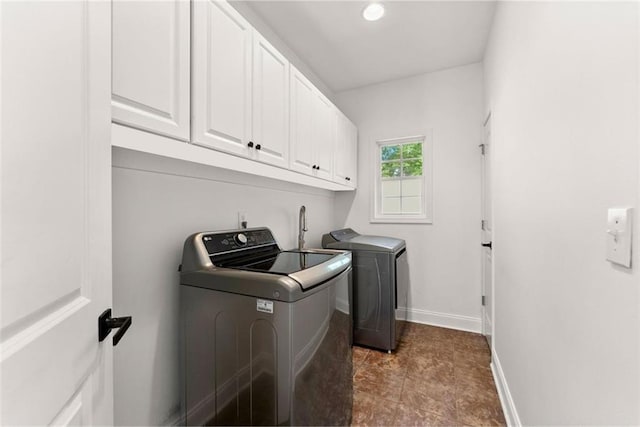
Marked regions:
[372,133,433,223]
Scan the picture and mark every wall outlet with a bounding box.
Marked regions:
[238,211,248,229]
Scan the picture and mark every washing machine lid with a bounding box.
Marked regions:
[326,228,406,253]
[180,228,352,300]
[218,250,336,275]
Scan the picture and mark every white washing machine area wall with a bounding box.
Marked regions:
[322,228,409,352]
[179,227,353,426]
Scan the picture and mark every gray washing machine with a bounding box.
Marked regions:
[180,227,353,426]
[322,228,408,352]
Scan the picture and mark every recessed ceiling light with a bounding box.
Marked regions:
[362,3,385,21]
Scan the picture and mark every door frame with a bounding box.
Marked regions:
[480,111,494,351]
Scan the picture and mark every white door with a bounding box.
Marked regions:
[311,93,334,181]
[1,1,114,425]
[192,0,252,156]
[252,32,289,168]
[333,111,350,184]
[346,120,358,188]
[481,115,493,349]
[289,67,315,175]
[333,113,357,188]
[112,0,190,141]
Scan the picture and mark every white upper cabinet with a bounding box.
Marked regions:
[111,0,356,190]
[289,67,315,175]
[334,111,357,188]
[192,0,252,156]
[290,66,335,181]
[312,93,335,181]
[251,32,289,168]
[346,119,358,188]
[112,0,190,140]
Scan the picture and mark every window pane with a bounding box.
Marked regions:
[381,161,401,177]
[402,179,422,197]
[402,159,423,176]
[402,142,422,159]
[402,196,422,214]
[382,197,401,214]
[381,145,400,161]
[382,180,401,197]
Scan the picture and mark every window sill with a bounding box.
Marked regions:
[370,217,432,224]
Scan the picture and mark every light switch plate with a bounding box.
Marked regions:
[606,207,633,268]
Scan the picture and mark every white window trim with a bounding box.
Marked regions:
[370,131,433,224]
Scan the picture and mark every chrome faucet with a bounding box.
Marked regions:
[298,205,308,250]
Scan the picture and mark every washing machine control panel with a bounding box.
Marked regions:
[234,233,248,245]
[202,228,276,254]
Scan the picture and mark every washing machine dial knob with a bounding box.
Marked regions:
[235,233,248,246]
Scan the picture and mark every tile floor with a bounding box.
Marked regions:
[351,322,506,426]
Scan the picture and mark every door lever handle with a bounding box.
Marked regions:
[481,241,492,249]
[98,308,132,346]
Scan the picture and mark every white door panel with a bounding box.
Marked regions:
[333,111,348,182]
[481,115,493,349]
[1,1,113,425]
[112,0,190,140]
[482,249,493,343]
[333,111,357,187]
[252,32,289,168]
[289,68,315,174]
[290,67,335,180]
[193,0,252,156]
[313,94,334,181]
[347,120,358,188]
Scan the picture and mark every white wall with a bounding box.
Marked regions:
[484,2,640,425]
[111,148,337,425]
[335,63,485,331]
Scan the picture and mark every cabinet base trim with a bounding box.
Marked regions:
[111,123,355,192]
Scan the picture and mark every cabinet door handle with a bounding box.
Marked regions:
[481,241,492,250]
[247,141,254,148]
[255,144,261,150]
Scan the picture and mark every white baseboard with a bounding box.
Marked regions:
[491,350,521,427]
[399,308,482,333]
[336,297,349,314]
[163,409,182,427]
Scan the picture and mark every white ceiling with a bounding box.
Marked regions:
[239,1,497,93]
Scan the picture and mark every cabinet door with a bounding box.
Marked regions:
[193,0,252,156]
[252,32,289,168]
[289,67,315,175]
[333,112,357,188]
[112,0,190,140]
[346,119,358,188]
[312,93,335,181]
[333,111,349,183]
